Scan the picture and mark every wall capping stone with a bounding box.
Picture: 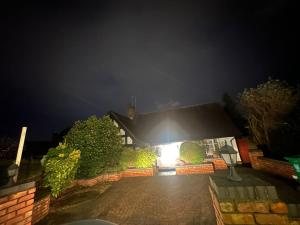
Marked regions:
[209,174,279,201]
[0,181,35,197]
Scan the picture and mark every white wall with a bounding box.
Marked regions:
[127,136,133,144]
[112,120,134,145]
[113,120,118,127]
[120,128,125,135]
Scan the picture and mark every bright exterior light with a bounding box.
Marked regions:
[157,142,181,167]
[220,141,242,182]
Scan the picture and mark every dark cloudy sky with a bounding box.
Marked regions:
[0,0,298,140]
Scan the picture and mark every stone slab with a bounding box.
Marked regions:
[209,174,278,201]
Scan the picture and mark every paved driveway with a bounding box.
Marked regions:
[91,175,215,225]
[41,175,216,225]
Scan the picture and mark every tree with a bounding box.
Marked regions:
[239,79,299,149]
[222,93,247,135]
[64,115,122,178]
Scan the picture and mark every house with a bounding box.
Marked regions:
[109,103,242,168]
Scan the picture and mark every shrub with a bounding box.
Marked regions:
[43,143,80,197]
[180,142,205,164]
[64,115,122,178]
[120,147,157,169]
[135,148,157,168]
[119,147,137,170]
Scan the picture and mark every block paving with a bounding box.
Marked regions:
[40,175,216,225]
[94,175,216,225]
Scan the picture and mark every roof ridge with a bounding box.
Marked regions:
[140,102,220,116]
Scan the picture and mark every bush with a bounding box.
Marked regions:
[64,115,122,178]
[43,143,80,197]
[135,148,157,168]
[120,147,157,169]
[119,147,137,169]
[180,142,205,164]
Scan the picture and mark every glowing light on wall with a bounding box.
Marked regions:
[157,142,181,167]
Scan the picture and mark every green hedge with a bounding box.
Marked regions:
[120,147,157,169]
[179,142,205,164]
[64,115,122,178]
[43,143,80,197]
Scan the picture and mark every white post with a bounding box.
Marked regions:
[14,127,27,182]
[16,127,27,166]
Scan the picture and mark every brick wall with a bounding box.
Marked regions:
[249,150,264,169]
[73,168,155,187]
[257,157,296,180]
[74,172,123,187]
[209,186,224,225]
[0,182,35,225]
[249,150,296,179]
[32,195,50,224]
[122,168,155,177]
[236,137,251,163]
[211,159,228,170]
[176,163,214,175]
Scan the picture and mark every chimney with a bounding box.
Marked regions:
[128,96,136,119]
[127,105,136,119]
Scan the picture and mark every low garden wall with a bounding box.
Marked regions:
[176,163,214,175]
[204,158,228,170]
[74,172,123,187]
[0,181,36,225]
[122,168,155,177]
[249,150,296,180]
[32,194,50,224]
[211,158,228,170]
[73,167,156,187]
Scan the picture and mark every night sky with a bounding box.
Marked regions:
[0,0,298,140]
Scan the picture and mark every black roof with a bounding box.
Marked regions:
[110,103,241,146]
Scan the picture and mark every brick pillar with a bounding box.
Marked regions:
[0,181,36,225]
[248,150,264,169]
[208,174,300,225]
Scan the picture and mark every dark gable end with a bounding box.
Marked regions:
[109,111,146,146]
[109,103,242,146]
